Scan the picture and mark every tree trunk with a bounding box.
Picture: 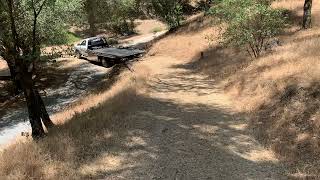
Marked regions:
[20,71,45,138]
[2,52,22,94]
[88,15,96,36]
[17,61,54,138]
[7,62,22,94]
[35,90,54,129]
[85,0,96,36]
[24,87,45,138]
[303,0,312,29]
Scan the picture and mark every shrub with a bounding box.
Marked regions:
[107,0,138,35]
[84,0,139,35]
[106,38,119,45]
[109,20,135,35]
[209,0,287,58]
[150,0,184,29]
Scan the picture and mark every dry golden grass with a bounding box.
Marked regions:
[222,28,320,173]
[0,63,150,179]
[1,1,320,178]
[148,17,217,61]
[204,0,320,176]
[225,37,320,112]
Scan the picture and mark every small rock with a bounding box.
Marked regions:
[264,38,282,51]
[149,52,157,56]
[162,128,168,133]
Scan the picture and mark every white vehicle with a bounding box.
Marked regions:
[74,37,144,67]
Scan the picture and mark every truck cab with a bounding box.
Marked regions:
[74,37,108,61]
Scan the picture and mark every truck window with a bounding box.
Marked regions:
[88,38,107,48]
[80,40,86,46]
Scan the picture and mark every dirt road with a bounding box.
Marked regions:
[76,21,288,178]
[90,51,287,179]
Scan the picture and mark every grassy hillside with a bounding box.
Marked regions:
[0,0,319,179]
[190,0,320,177]
[227,0,320,175]
[0,65,149,179]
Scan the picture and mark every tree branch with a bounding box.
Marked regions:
[31,0,48,58]
[6,0,19,57]
[249,42,257,58]
[36,0,48,17]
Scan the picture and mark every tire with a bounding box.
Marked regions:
[101,57,114,68]
[75,51,81,59]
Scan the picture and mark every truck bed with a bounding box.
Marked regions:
[92,47,144,59]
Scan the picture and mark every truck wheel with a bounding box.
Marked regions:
[75,51,81,59]
[101,58,113,68]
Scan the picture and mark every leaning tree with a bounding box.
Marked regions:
[0,0,80,138]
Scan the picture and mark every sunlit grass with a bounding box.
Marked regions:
[65,31,81,45]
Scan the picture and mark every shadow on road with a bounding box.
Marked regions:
[37,87,287,179]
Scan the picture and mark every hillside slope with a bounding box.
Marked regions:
[0,16,288,180]
[225,1,320,177]
[0,0,319,179]
[188,0,320,177]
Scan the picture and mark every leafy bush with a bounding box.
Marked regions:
[107,0,138,35]
[82,0,186,34]
[108,20,135,35]
[106,38,119,45]
[150,0,184,29]
[209,0,287,58]
[82,0,139,35]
